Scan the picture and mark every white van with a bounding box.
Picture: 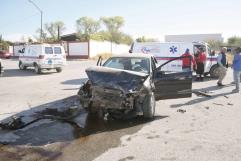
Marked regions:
[130,42,219,77]
[18,44,66,74]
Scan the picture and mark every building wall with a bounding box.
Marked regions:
[89,40,130,58]
[68,42,89,56]
[165,34,223,43]
[11,40,130,59]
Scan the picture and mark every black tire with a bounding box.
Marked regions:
[210,64,219,78]
[56,67,62,73]
[19,61,27,70]
[143,92,156,119]
[0,62,3,76]
[34,64,41,74]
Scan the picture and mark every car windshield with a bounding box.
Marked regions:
[103,57,150,74]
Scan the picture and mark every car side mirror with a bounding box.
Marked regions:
[97,56,102,66]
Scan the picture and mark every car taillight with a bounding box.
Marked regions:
[39,55,45,59]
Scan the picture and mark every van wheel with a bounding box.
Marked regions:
[210,65,219,78]
[34,64,41,74]
[56,68,62,73]
[143,92,156,119]
[0,62,3,76]
[19,61,27,70]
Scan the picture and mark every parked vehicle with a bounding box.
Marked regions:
[0,50,11,59]
[129,42,219,78]
[18,44,66,74]
[78,54,192,119]
[0,59,3,76]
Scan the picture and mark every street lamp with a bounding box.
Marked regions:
[28,0,43,42]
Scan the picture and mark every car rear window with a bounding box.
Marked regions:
[45,47,53,54]
[54,47,62,54]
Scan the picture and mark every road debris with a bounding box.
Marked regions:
[205,106,210,110]
[192,90,212,97]
[0,96,86,131]
[177,109,186,113]
[213,103,224,106]
[227,103,234,106]
[224,95,229,99]
[0,116,25,130]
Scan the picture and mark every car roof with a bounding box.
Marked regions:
[111,53,154,59]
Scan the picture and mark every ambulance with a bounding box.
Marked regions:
[129,42,219,77]
[18,44,66,74]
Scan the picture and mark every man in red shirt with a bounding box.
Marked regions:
[195,48,207,81]
[181,48,197,72]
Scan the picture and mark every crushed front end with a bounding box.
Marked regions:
[78,66,150,113]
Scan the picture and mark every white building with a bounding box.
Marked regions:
[165,34,223,43]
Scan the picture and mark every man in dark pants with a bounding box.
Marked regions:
[232,47,241,93]
[195,48,206,81]
[217,47,228,86]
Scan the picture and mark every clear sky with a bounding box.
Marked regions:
[1,0,241,42]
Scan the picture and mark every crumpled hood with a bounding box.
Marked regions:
[85,66,149,93]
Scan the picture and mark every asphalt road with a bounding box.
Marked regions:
[0,59,241,161]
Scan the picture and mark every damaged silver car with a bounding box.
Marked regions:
[78,54,192,119]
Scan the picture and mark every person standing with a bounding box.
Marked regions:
[217,47,228,86]
[195,48,207,81]
[181,48,197,72]
[232,47,241,93]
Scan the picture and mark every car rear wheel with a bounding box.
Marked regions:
[143,92,156,119]
[56,67,62,73]
[19,61,27,70]
[34,64,41,74]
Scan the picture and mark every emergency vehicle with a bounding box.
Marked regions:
[129,42,219,77]
[18,44,66,74]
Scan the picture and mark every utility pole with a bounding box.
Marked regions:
[57,25,60,41]
[28,0,43,42]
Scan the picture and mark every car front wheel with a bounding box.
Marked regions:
[143,92,156,119]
